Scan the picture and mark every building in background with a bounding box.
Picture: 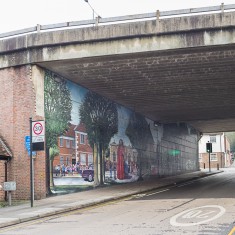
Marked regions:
[199,133,231,168]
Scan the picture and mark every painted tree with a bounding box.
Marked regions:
[44,71,72,192]
[44,71,72,152]
[79,91,118,185]
[126,112,154,180]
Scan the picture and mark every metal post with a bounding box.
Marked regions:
[8,191,12,206]
[30,117,34,207]
[4,161,7,201]
[209,152,211,172]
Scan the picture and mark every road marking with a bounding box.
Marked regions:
[228,226,235,235]
[170,205,226,227]
[177,182,195,188]
[146,189,169,196]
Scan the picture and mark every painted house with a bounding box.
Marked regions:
[75,122,93,168]
[53,122,93,169]
[199,133,231,168]
[54,124,76,167]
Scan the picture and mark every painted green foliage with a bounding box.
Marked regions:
[126,112,154,176]
[44,71,72,150]
[126,112,153,151]
[79,91,118,150]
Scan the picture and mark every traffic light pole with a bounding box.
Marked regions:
[208,152,211,172]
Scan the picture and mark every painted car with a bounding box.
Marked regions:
[82,169,94,182]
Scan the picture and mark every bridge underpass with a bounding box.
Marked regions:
[37,43,235,133]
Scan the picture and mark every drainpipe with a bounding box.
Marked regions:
[224,133,227,167]
[220,133,223,168]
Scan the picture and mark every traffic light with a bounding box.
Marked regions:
[206,142,212,153]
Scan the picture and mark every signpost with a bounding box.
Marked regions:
[29,118,45,207]
[3,181,16,206]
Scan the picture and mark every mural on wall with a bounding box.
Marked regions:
[44,70,199,187]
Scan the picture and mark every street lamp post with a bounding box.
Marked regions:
[84,0,94,20]
[84,0,101,25]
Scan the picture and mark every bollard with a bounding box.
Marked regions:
[217,163,219,170]
[204,163,205,169]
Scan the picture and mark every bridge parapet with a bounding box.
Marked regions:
[1,4,235,69]
[0,3,233,40]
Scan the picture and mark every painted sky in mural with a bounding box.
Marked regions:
[67,80,131,146]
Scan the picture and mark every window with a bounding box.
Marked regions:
[59,138,63,147]
[80,153,86,165]
[80,134,85,144]
[210,153,217,161]
[88,154,93,165]
[72,139,75,148]
[210,135,216,143]
[60,156,64,165]
[66,139,70,148]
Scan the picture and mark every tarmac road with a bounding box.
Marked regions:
[0,168,234,235]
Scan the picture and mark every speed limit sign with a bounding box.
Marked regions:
[32,121,45,143]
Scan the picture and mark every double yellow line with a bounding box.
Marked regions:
[228,227,235,235]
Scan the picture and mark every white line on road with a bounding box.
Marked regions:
[146,189,170,196]
[177,182,195,188]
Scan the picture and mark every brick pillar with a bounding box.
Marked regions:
[0,65,46,200]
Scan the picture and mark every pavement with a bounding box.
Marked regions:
[0,169,223,229]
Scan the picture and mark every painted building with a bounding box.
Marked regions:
[199,133,231,168]
[54,124,76,167]
[75,122,93,168]
[54,122,93,169]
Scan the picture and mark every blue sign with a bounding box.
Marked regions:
[25,136,36,156]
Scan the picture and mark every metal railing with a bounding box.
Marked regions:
[0,3,234,39]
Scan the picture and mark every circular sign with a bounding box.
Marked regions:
[33,122,43,135]
[170,205,226,227]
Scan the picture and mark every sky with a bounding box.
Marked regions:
[1,0,235,34]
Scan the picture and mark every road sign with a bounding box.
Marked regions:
[32,121,45,143]
[25,136,36,156]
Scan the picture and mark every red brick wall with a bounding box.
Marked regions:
[0,66,46,200]
[199,152,224,169]
[0,162,5,199]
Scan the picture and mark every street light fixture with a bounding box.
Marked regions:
[83,0,101,20]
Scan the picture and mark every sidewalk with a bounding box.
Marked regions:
[0,169,222,228]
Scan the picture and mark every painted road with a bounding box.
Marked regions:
[1,168,235,235]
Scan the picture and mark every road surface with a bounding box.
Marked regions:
[1,168,235,235]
